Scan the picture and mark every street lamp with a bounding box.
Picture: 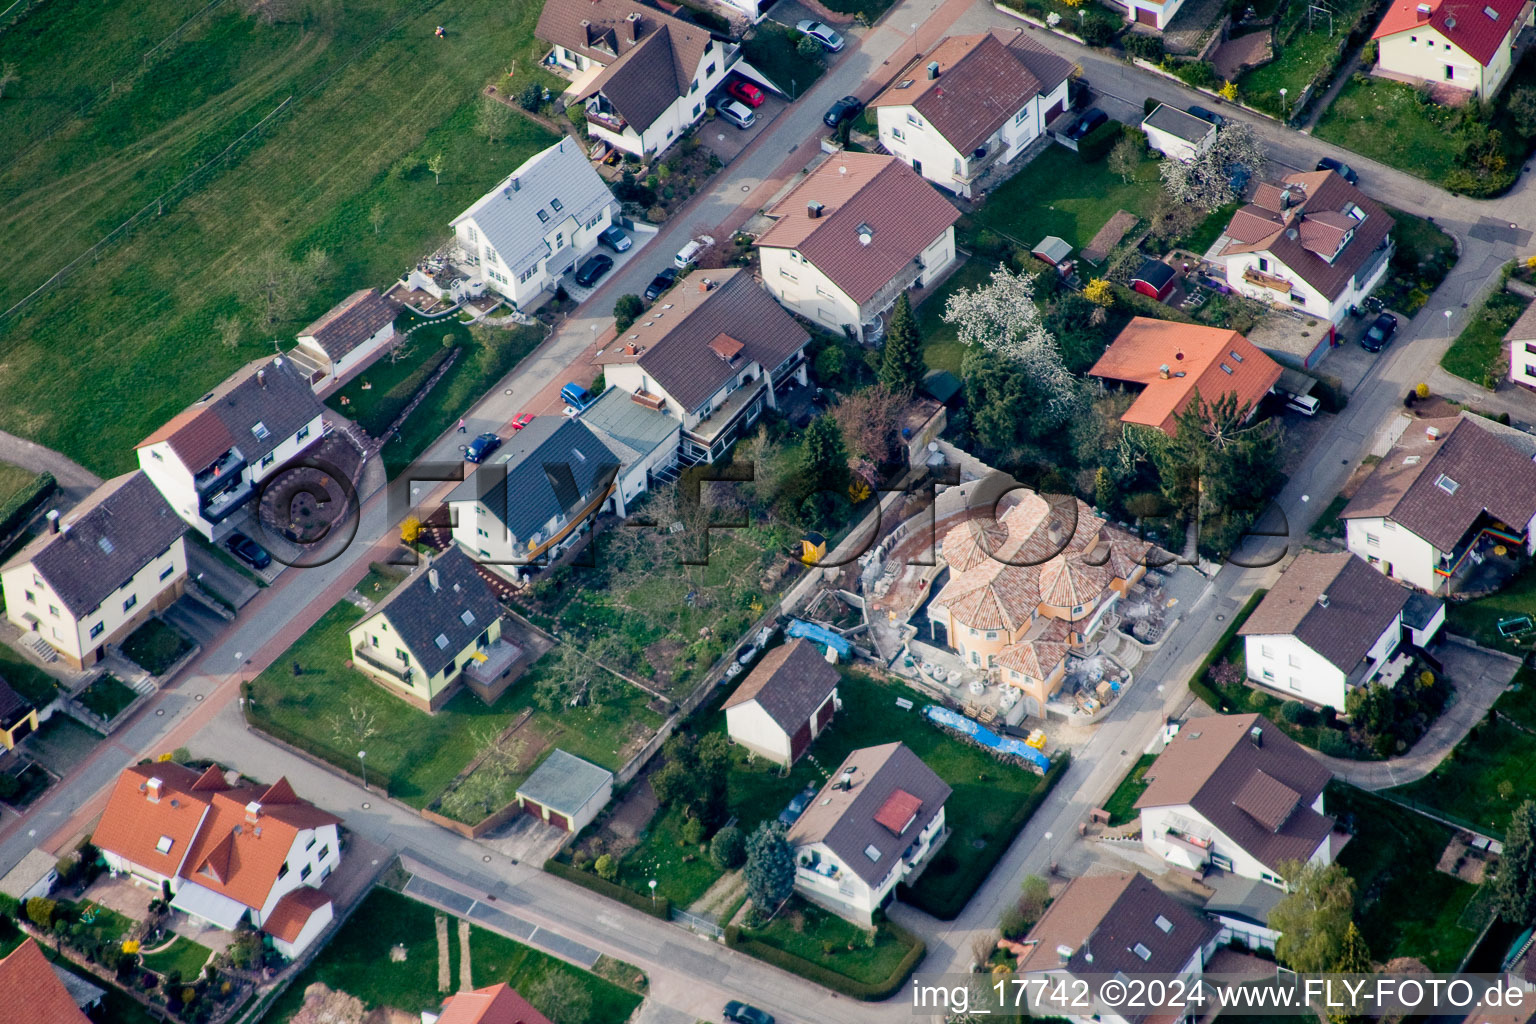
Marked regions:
[1279,87,1288,117]
[648,879,658,906]
[1444,308,1454,335]
[358,750,368,792]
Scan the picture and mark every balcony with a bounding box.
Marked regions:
[951,140,1005,187]
[354,646,413,685]
[630,388,666,411]
[199,478,254,523]
[193,449,247,495]
[464,639,522,687]
[585,103,628,134]
[1242,267,1293,293]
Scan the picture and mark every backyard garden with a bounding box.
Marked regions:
[739,24,827,99]
[1236,0,1376,119]
[121,618,196,676]
[1441,288,1528,388]
[76,674,141,724]
[1446,566,1536,655]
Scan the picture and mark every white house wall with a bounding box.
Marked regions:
[587,44,736,157]
[1242,633,1348,708]
[1345,517,1441,591]
[456,205,613,308]
[1511,337,1536,388]
[760,246,862,333]
[726,701,793,764]
[1376,24,1522,100]
[1140,803,1331,886]
[253,823,341,927]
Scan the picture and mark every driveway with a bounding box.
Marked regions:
[559,223,658,305]
[186,542,261,610]
[699,94,791,164]
[0,428,101,505]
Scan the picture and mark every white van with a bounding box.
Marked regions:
[674,234,715,269]
[1285,394,1320,416]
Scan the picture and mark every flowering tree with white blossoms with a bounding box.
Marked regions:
[1159,121,1266,211]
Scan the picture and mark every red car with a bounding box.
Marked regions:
[511,412,534,430]
[725,79,765,108]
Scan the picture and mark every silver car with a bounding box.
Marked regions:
[718,97,756,129]
[795,19,844,51]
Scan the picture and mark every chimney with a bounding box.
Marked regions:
[623,342,639,355]
[1250,725,1263,747]
[580,17,593,44]
[511,177,520,192]
[46,509,59,535]
[146,778,163,803]
[624,11,641,44]
[927,60,940,80]
[1426,426,1442,440]
[1056,944,1075,965]
[807,200,824,219]
[429,567,441,592]
[1318,592,1330,608]
[1416,1,1431,16]
[257,368,266,389]
[245,800,262,826]
[1158,364,1171,379]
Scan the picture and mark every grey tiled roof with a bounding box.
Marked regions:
[1143,104,1217,144]
[516,749,613,815]
[4,472,187,618]
[364,547,502,679]
[1239,552,1413,675]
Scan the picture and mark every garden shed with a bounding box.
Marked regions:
[516,749,614,832]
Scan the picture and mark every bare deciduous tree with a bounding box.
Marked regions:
[427,152,445,185]
[476,94,513,145]
[832,383,906,466]
[1159,121,1266,211]
[326,705,380,750]
[943,265,1077,426]
[369,203,385,235]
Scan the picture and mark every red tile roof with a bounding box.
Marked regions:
[93,763,216,881]
[136,407,239,475]
[1372,0,1524,65]
[0,939,92,1024]
[437,983,556,1024]
[755,154,960,306]
[262,886,332,943]
[873,788,924,835]
[1088,317,1282,435]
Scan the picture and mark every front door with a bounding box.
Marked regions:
[911,159,922,177]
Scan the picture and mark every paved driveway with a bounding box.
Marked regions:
[699,94,791,164]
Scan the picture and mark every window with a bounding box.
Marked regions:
[318,845,330,861]
[1229,350,1244,363]
[123,594,137,612]
[297,425,311,442]
[48,604,59,616]
[704,40,712,53]
[864,844,882,862]
[466,227,477,243]
[278,861,289,879]
[151,450,163,461]
[986,631,997,640]
[706,62,716,76]
[156,836,174,854]
[1435,473,1459,494]
[300,864,312,881]
[396,648,409,663]
[1015,107,1028,125]
[1289,677,1303,692]
[1257,257,1270,272]
[815,285,834,299]
[779,268,797,282]
[369,635,378,648]
[550,198,563,212]
[693,103,702,116]
[261,453,275,469]
[90,622,104,639]
[460,609,476,627]
[555,232,565,249]
[1262,668,1275,681]
[518,267,538,284]
[970,650,980,665]
[1410,34,1416,41]
[953,157,962,174]
[159,565,174,582]
[1219,362,1234,374]
[1260,645,1273,659]
[23,590,33,603]
[98,536,115,555]
[536,208,549,223]
[907,113,921,126]
[1366,532,1380,546]
[477,528,489,538]
[691,80,699,93]
[890,126,905,141]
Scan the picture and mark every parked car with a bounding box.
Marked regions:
[718,98,756,130]
[573,253,613,287]
[725,78,766,108]
[1187,104,1225,127]
[561,382,593,410]
[1316,157,1359,184]
[1361,312,1398,352]
[823,95,863,129]
[777,784,818,826]
[795,19,843,51]
[674,235,715,269]
[597,225,631,252]
[1067,108,1107,141]
[724,1002,775,1024]
[644,266,678,302]
[464,432,502,463]
[511,412,534,430]
[226,532,271,570]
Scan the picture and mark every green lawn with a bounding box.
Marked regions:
[1378,206,1458,316]
[246,595,659,818]
[1446,565,1536,655]
[739,26,827,99]
[266,887,641,1023]
[1329,783,1483,970]
[140,935,213,980]
[743,901,917,984]
[0,0,559,476]
[1238,0,1370,117]
[916,257,996,376]
[1101,753,1156,826]
[77,674,140,722]
[615,805,724,906]
[1441,289,1528,387]
[0,462,40,510]
[121,617,196,675]
[1315,78,1464,181]
[1306,493,1349,542]
[972,143,1162,252]
[0,641,62,707]
[328,324,458,435]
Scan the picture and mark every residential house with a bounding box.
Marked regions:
[1341,413,1536,592]
[446,417,625,580]
[0,939,93,1024]
[347,546,519,712]
[1220,171,1395,328]
[429,983,556,1024]
[1372,0,1531,100]
[94,762,342,956]
[1016,872,1219,1024]
[574,385,683,513]
[537,0,735,157]
[595,268,810,463]
[867,30,1071,198]
[515,749,614,832]
[755,153,960,340]
[724,639,840,766]
[1141,103,1217,162]
[262,886,335,960]
[1506,299,1536,390]
[291,288,401,390]
[1238,552,1444,709]
[1202,872,1284,952]
[1090,318,1283,436]
[1124,0,1191,31]
[450,137,619,311]
[1135,714,1341,885]
[2,472,188,669]
[0,848,59,904]
[786,741,950,923]
[0,680,37,749]
[930,490,1152,718]
[136,355,326,540]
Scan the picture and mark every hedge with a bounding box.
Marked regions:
[1187,588,1268,710]
[723,918,926,999]
[0,471,55,543]
[899,753,1071,919]
[543,858,672,919]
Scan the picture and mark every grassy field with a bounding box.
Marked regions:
[0,0,559,476]
[246,592,658,818]
[1315,78,1464,181]
[1238,0,1370,117]
[121,617,196,675]
[77,674,140,722]
[1447,566,1536,655]
[743,901,918,984]
[739,25,827,99]
[1441,289,1528,387]
[1330,784,1483,970]
[972,143,1162,253]
[140,935,214,980]
[1100,753,1156,826]
[266,887,642,1023]
[916,257,994,376]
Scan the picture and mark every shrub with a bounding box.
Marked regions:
[1084,278,1115,307]
[1280,700,1306,724]
[1317,729,1353,757]
[0,471,55,542]
[613,294,645,332]
[594,853,618,881]
[25,897,56,930]
[517,82,543,113]
[681,816,707,846]
[999,904,1028,939]
[1126,34,1164,61]
[711,825,746,869]
[1079,12,1117,45]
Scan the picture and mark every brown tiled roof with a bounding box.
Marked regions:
[1504,299,1536,342]
[868,30,1070,156]
[1019,872,1217,1023]
[1239,552,1414,675]
[1231,770,1301,833]
[3,471,187,618]
[136,356,324,470]
[1135,714,1334,872]
[438,983,556,1024]
[1341,414,1536,551]
[787,742,950,887]
[138,407,239,474]
[756,154,960,306]
[262,886,332,943]
[1220,171,1394,301]
[0,939,92,1024]
[0,678,32,731]
[597,268,808,412]
[298,288,399,362]
[724,639,839,735]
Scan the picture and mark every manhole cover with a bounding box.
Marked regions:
[362,802,371,809]
[194,693,204,702]
[1215,614,1226,621]
[156,709,165,716]
[504,389,513,395]
[483,855,492,863]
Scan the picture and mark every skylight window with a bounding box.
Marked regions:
[1155,915,1174,933]
[156,836,174,854]
[435,633,451,650]
[864,844,882,862]
[252,422,271,441]
[1220,362,1234,375]
[551,197,564,212]
[460,609,476,626]
[1486,5,1499,18]
[1133,942,1152,961]
[1435,473,1460,495]
[536,209,550,223]
[1404,455,1421,465]
[896,79,914,89]
[1229,350,1244,363]
[572,448,587,463]
[98,536,115,554]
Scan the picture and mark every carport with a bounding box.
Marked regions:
[731,59,787,97]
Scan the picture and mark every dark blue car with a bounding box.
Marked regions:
[777,784,818,826]
[465,432,502,463]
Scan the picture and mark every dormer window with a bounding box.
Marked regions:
[537,209,549,223]
[550,198,563,212]
[252,422,270,441]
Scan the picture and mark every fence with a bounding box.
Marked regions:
[671,907,724,938]
[1371,790,1505,845]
